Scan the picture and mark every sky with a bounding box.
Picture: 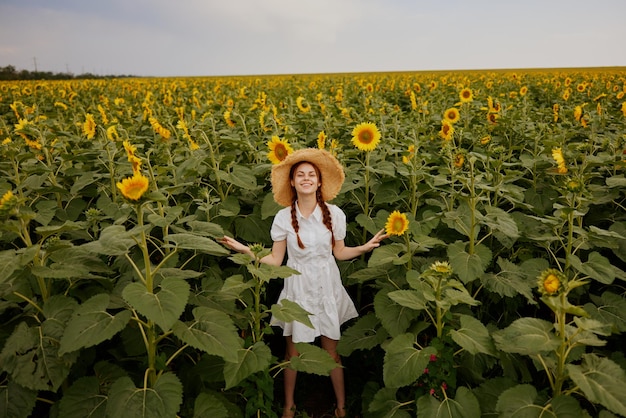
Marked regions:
[0,0,624,77]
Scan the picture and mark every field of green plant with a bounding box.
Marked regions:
[1,67,626,417]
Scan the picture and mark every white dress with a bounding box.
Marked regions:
[269,202,358,343]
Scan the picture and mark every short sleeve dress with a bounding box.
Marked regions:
[269,202,358,343]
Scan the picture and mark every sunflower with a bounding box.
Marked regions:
[487,112,499,124]
[453,153,465,168]
[267,136,293,164]
[430,261,452,274]
[574,105,583,122]
[296,96,311,113]
[351,122,381,151]
[552,104,560,122]
[385,210,409,236]
[621,102,626,117]
[459,88,473,103]
[438,120,454,141]
[443,107,460,124]
[123,140,137,159]
[551,147,568,174]
[82,113,96,139]
[520,86,528,96]
[537,268,564,295]
[107,125,120,141]
[0,190,18,217]
[317,131,326,149]
[223,110,236,127]
[116,172,149,201]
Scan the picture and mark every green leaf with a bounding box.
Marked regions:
[58,376,107,418]
[192,391,242,418]
[449,314,498,357]
[567,354,626,416]
[383,333,437,388]
[374,289,416,337]
[165,233,229,256]
[187,220,225,237]
[172,307,242,363]
[417,387,481,418]
[59,293,132,355]
[270,299,314,329]
[480,257,538,304]
[387,289,428,311]
[122,277,190,332]
[106,372,182,418]
[247,263,300,283]
[367,387,412,418]
[570,252,617,285]
[585,291,626,333]
[223,342,273,390]
[348,266,391,283]
[0,295,79,391]
[82,225,142,255]
[368,244,409,267]
[492,317,560,355]
[483,206,520,248]
[261,192,282,220]
[337,313,389,357]
[289,343,338,375]
[0,249,20,283]
[222,165,258,190]
[0,380,37,418]
[219,274,255,300]
[447,241,492,283]
[495,384,543,417]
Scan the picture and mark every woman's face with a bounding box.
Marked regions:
[290,162,320,199]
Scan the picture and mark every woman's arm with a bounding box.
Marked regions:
[219,236,287,266]
[332,229,388,261]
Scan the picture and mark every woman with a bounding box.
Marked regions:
[220,148,387,417]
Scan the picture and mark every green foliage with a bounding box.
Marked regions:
[1,68,626,417]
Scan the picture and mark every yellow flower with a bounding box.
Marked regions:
[552,104,559,122]
[574,105,583,122]
[223,110,236,127]
[351,122,381,151]
[317,131,326,149]
[385,210,409,236]
[0,190,15,207]
[430,261,452,274]
[107,125,120,141]
[520,86,528,96]
[267,136,293,164]
[621,102,626,117]
[438,120,454,141]
[537,268,564,295]
[129,155,142,175]
[123,140,137,159]
[296,96,310,113]
[459,87,473,103]
[443,107,460,124]
[487,112,499,124]
[149,117,171,139]
[453,153,465,168]
[189,139,200,150]
[552,147,568,174]
[480,135,491,145]
[116,172,149,201]
[83,113,96,139]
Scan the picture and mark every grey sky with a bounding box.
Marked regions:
[0,0,623,77]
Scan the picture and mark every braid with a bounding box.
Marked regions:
[317,188,335,247]
[290,193,305,249]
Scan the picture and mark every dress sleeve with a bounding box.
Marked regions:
[331,205,347,241]
[270,208,289,241]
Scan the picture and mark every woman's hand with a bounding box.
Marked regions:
[361,228,388,253]
[218,235,251,255]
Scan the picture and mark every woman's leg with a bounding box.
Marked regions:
[282,336,299,417]
[320,336,346,417]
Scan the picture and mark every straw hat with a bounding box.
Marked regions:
[271,148,345,207]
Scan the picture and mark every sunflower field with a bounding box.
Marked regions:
[1,67,626,418]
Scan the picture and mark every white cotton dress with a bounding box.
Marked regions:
[269,202,358,343]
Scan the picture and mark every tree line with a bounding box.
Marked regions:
[0,65,136,81]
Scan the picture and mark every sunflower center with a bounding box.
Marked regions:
[275,144,288,160]
[359,131,373,144]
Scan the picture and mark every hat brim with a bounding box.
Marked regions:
[271,148,345,207]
